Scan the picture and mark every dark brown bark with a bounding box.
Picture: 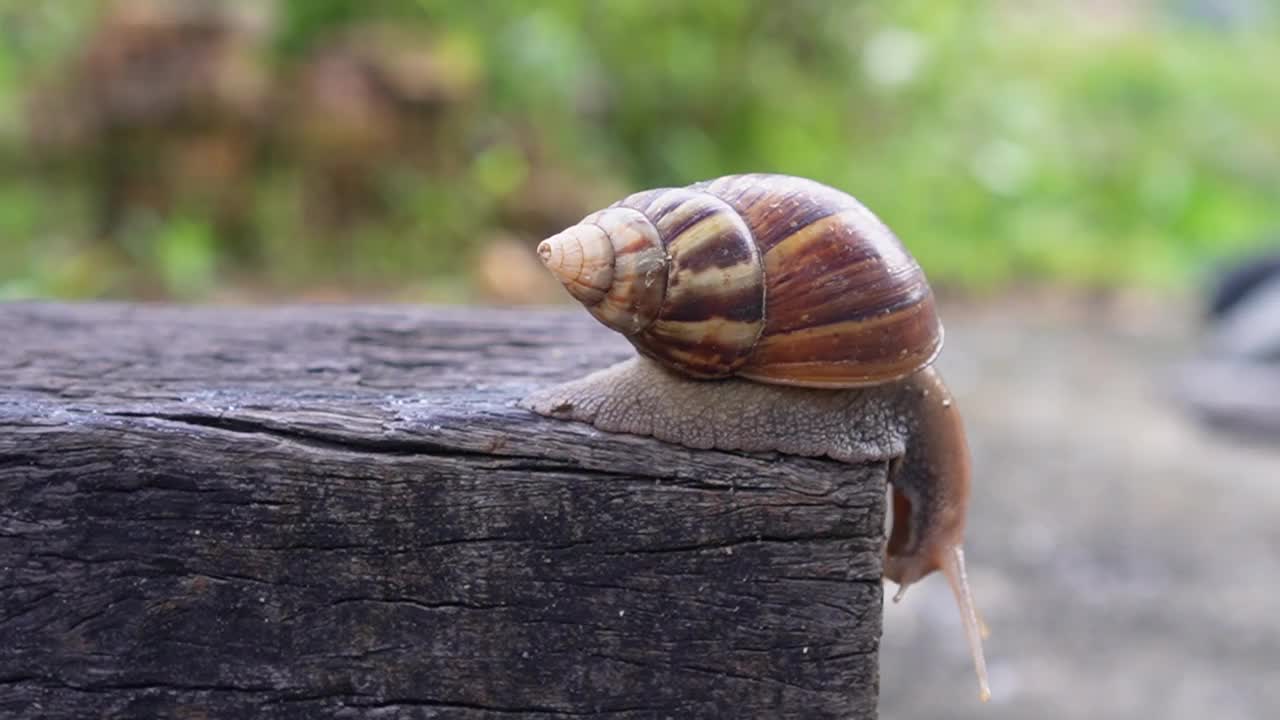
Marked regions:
[0,303,883,719]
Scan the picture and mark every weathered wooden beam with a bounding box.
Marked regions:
[0,303,883,719]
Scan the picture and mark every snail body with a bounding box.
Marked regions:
[521,173,989,701]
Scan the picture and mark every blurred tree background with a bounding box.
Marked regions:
[0,0,1276,302]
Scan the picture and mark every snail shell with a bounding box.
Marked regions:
[537,173,943,387]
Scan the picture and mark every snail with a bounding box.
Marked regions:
[519,173,989,701]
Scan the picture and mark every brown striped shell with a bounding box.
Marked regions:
[536,173,943,388]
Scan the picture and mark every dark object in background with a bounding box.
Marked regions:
[280,23,479,237]
[27,0,270,260]
[1180,247,1280,440]
[1199,249,1280,362]
[1205,250,1280,324]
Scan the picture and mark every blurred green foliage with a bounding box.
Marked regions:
[0,0,1278,300]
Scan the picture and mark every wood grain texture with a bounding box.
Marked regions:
[0,302,884,719]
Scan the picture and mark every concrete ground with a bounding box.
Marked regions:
[878,294,1280,719]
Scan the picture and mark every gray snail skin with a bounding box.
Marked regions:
[520,173,990,702]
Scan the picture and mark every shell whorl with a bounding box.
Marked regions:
[539,190,766,378]
[537,207,667,336]
[538,173,943,387]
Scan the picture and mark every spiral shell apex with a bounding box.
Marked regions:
[538,207,667,337]
[538,173,944,387]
